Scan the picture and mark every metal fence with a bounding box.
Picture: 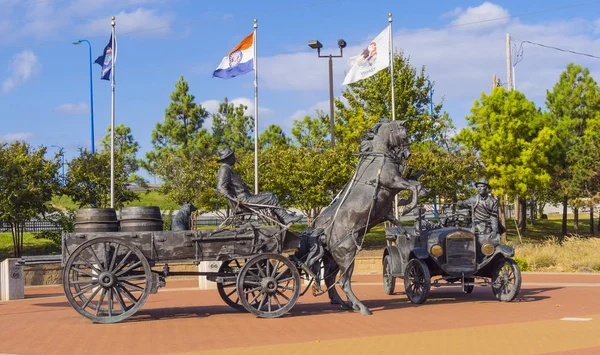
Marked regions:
[0,220,62,233]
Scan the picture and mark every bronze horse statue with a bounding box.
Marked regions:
[312,118,421,315]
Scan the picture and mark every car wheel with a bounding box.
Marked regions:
[491,258,522,302]
[383,255,396,295]
[463,278,474,294]
[404,259,431,304]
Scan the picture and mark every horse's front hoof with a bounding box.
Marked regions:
[360,308,373,316]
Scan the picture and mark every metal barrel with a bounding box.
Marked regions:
[119,206,163,232]
[74,208,119,233]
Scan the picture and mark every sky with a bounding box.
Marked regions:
[2,0,600,180]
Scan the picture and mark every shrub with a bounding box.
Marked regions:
[34,209,76,246]
[513,256,530,271]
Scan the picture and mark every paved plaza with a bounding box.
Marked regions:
[2,273,600,354]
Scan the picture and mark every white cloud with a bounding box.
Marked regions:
[259,2,600,130]
[289,100,330,122]
[201,97,271,116]
[2,50,41,94]
[1,132,33,142]
[80,8,173,36]
[449,2,510,30]
[55,102,90,115]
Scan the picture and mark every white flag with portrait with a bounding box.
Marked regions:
[342,27,390,85]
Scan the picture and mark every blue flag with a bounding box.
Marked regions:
[94,34,115,81]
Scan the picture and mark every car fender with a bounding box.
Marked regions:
[383,246,404,275]
[479,245,515,269]
[410,247,429,260]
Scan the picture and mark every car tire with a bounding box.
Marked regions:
[404,258,431,304]
[491,258,522,302]
[383,255,396,295]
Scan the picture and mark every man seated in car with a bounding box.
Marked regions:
[456,178,500,241]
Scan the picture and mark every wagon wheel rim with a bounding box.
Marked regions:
[217,259,260,311]
[63,237,152,324]
[236,253,300,318]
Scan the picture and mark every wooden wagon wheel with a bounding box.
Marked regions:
[63,236,152,324]
[217,259,256,311]
[236,253,301,318]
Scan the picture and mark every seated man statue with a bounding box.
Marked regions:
[216,147,302,225]
[456,178,500,240]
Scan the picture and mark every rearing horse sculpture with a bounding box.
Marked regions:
[313,119,420,315]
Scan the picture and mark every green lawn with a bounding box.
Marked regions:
[0,232,60,260]
[51,190,180,211]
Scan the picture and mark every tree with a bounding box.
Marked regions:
[546,63,600,235]
[0,141,61,257]
[65,124,145,209]
[290,115,330,151]
[457,87,558,237]
[259,145,354,222]
[408,140,484,203]
[259,124,289,150]
[211,97,254,153]
[143,75,212,175]
[336,51,451,145]
[142,76,213,208]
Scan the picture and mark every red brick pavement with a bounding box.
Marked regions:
[1,273,600,355]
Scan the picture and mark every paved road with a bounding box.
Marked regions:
[2,273,600,355]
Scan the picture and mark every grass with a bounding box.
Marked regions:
[515,236,600,272]
[0,232,60,260]
[51,190,180,211]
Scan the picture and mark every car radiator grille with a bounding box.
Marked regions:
[446,232,476,271]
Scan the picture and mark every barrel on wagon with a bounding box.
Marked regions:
[119,206,163,232]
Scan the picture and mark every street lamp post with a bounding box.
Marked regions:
[73,40,95,153]
[425,78,438,219]
[308,39,347,149]
[50,145,65,185]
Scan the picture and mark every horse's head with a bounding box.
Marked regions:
[372,119,410,161]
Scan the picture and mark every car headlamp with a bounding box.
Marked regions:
[481,243,494,256]
[430,244,443,257]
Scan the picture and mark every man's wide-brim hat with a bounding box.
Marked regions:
[216,147,234,161]
[475,177,491,188]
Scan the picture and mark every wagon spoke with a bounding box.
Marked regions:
[257,295,266,311]
[72,282,97,297]
[70,279,98,285]
[112,250,133,274]
[271,260,281,278]
[243,286,262,295]
[81,286,101,310]
[117,284,139,304]
[108,243,120,272]
[273,294,282,308]
[117,274,147,282]
[89,246,105,271]
[121,280,145,293]
[114,286,127,311]
[95,288,107,316]
[275,289,290,301]
[248,289,264,305]
[76,255,102,273]
[107,288,114,317]
[115,261,143,277]
[72,267,96,278]
[277,276,295,283]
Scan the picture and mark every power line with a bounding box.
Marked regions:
[519,40,600,60]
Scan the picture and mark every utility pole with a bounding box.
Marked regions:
[506,33,513,91]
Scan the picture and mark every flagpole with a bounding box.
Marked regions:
[389,13,400,220]
[110,16,116,208]
[253,18,259,195]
